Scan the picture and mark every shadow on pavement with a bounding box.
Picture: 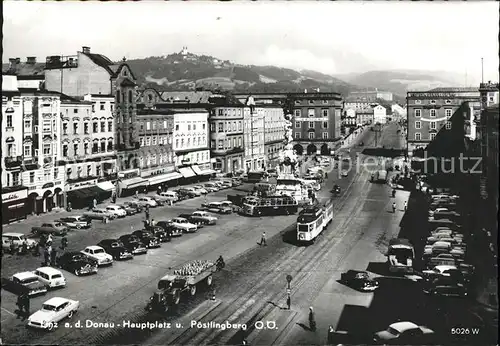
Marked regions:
[366,261,390,276]
[281,227,308,247]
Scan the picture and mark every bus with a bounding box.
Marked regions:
[387,238,415,273]
[240,195,298,217]
[296,200,334,243]
[275,175,311,205]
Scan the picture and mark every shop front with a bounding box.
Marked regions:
[2,187,29,224]
[66,178,111,209]
[145,171,183,192]
[178,166,197,184]
[192,163,216,181]
[117,169,149,197]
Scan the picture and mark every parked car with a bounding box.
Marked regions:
[231,178,242,186]
[204,182,220,192]
[423,241,452,256]
[424,283,468,297]
[200,201,232,214]
[428,207,450,217]
[340,270,379,292]
[2,272,47,296]
[96,239,134,260]
[169,217,198,233]
[83,208,116,221]
[80,246,113,266]
[189,211,218,225]
[183,187,202,197]
[123,201,144,213]
[373,321,434,344]
[433,210,461,221]
[149,195,167,206]
[175,188,198,199]
[2,233,37,251]
[341,171,349,177]
[105,205,127,218]
[192,185,208,195]
[132,230,161,248]
[57,252,98,276]
[116,204,138,216]
[178,213,205,228]
[137,196,158,207]
[33,267,66,289]
[155,220,183,237]
[150,227,170,243]
[31,222,69,237]
[27,297,79,331]
[118,234,148,255]
[57,216,92,229]
[422,265,463,281]
[220,200,237,211]
[159,191,179,203]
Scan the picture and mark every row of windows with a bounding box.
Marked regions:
[177,151,210,164]
[414,109,453,117]
[414,121,452,130]
[210,137,244,150]
[414,133,437,141]
[295,121,328,129]
[295,100,330,105]
[294,132,329,139]
[139,120,173,131]
[413,99,452,105]
[139,136,172,147]
[138,152,175,166]
[294,109,330,117]
[62,121,113,135]
[63,103,113,115]
[210,121,243,133]
[174,123,206,132]
[62,141,114,157]
[175,136,207,148]
[116,90,134,104]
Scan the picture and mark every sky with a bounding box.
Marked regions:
[3,1,499,83]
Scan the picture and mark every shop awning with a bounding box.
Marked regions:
[67,186,107,200]
[178,167,196,178]
[192,165,216,176]
[97,181,115,191]
[119,177,149,190]
[148,172,183,185]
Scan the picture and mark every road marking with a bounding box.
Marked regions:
[1,307,16,316]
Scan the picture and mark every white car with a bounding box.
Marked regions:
[105,205,127,218]
[192,185,208,194]
[170,217,198,233]
[373,321,434,343]
[422,265,458,279]
[184,187,202,197]
[33,267,66,289]
[428,207,449,216]
[341,171,348,177]
[28,297,79,331]
[80,246,113,266]
[427,234,462,245]
[137,197,158,207]
[2,232,37,250]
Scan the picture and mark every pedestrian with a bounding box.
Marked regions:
[20,239,28,255]
[16,294,23,317]
[211,288,216,301]
[259,232,267,246]
[112,194,117,204]
[392,202,396,213]
[325,172,328,179]
[9,240,16,255]
[33,242,40,257]
[327,325,335,344]
[286,294,291,310]
[308,306,316,331]
[50,248,57,266]
[135,190,139,199]
[39,234,46,248]
[151,218,156,227]
[93,198,97,209]
[43,248,50,266]
[145,208,150,221]
[22,294,30,320]
[67,201,72,212]
[46,234,53,246]
[60,236,68,251]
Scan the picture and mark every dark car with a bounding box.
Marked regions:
[123,201,145,213]
[150,196,167,206]
[117,204,139,216]
[151,227,171,242]
[119,234,148,255]
[156,220,183,237]
[175,188,197,199]
[57,251,98,276]
[178,213,205,228]
[132,230,161,248]
[340,270,379,292]
[97,239,134,260]
[424,284,468,297]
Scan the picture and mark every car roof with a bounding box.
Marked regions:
[390,321,419,332]
[435,265,457,271]
[210,201,222,205]
[174,217,187,221]
[13,271,38,280]
[62,251,83,257]
[85,245,104,250]
[44,297,70,306]
[2,232,24,237]
[36,266,63,275]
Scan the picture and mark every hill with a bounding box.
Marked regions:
[335,70,464,96]
[124,52,359,95]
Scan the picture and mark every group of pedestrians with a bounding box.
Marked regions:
[34,233,68,267]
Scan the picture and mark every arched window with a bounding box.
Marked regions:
[128,90,133,103]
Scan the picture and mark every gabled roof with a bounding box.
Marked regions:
[82,52,115,74]
[2,62,45,76]
[159,91,213,104]
[428,87,479,93]
[120,78,136,87]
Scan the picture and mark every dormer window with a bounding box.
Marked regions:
[415,100,421,104]
[430,100,436,104]
[445,100,451,104]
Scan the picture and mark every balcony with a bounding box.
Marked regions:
[66,175,99,184]
[4,126,14,133]
[4,156,22,169]
[210,147,244,157]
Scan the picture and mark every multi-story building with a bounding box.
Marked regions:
[209,104,245,173]
[348,90,393,102]
[356,107,374,126]
[288,92,343,156]
[406,87,480,155]
[59,94,116,207]
[243,97,266,171]
[344,99,373,111]
[373,104,388,124]
[262,105,285,169]
[2,75,29,223]
[342,108,357,133]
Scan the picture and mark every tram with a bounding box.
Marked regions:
[240,195,299,216]
[296,199,334,243]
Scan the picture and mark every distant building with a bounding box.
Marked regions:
[406,87,480,155]
[344,99,373,110]
[391,104,407,120]
[356,107,374,125]
[373,104,387,124]
[348,90,393,102]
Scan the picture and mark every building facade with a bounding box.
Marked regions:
[262,105,285,169]
[373,104,388,124]
[288,92,343,156]
[244,104,265,171]
[209,105,245,173]
[406,88,480,154]
[348,90,393,102]
[356,108,374,126]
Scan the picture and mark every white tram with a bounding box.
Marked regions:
[296,199,334,243]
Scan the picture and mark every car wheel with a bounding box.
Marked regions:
[76,224,81,230]
[190,285,197,296]
[74,269,80,276]
[68,310,74,318]
[47,323,55,331]
[206,275,213,286]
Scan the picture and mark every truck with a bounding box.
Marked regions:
[146,258,224,313]
[387,238,415,273]
[371,170,387,183]
[31,222,69,236]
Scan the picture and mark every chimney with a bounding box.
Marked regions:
[27,57,37,64]
[15,58,21,64]
[9,58,17,69]
[82,46,90,54]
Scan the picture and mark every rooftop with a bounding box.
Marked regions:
[159,91,214,104]
[428,87,479,92]
[2,62,45,76]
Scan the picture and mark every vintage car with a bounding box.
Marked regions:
[423,282,468,297]
[200,201,232,214]
[33,267,66,289]
[132,230,161,248]
[2,272,47,296]
[156,220,183,237]
[192,185,208,195]
[178,214,205,228]
[105,205,127,218]
[189,211,217,225]
[150,195,167,206]
[422,265,465,282]
[159,191,179,203]
[83,208,117,221]
[340,171,349,177]
[2,233,37,250]
[183,187,202,197]
[203,182,220,192]
[373,321,434,344]
[150,227,170,242]
[27,297,79,331]
[169,218,198,233]
[57,252,98,276]
[136,196,158,208]
[340,270,379,292]
[31,222,69,236]
[118,235,148,255]
[116,204,138,216]
[56,216,92,229]
[80,246,113,266]
[428,207,450,217]
[97,239,134,260]
[123,201,145,213]
[175,188,198,199]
